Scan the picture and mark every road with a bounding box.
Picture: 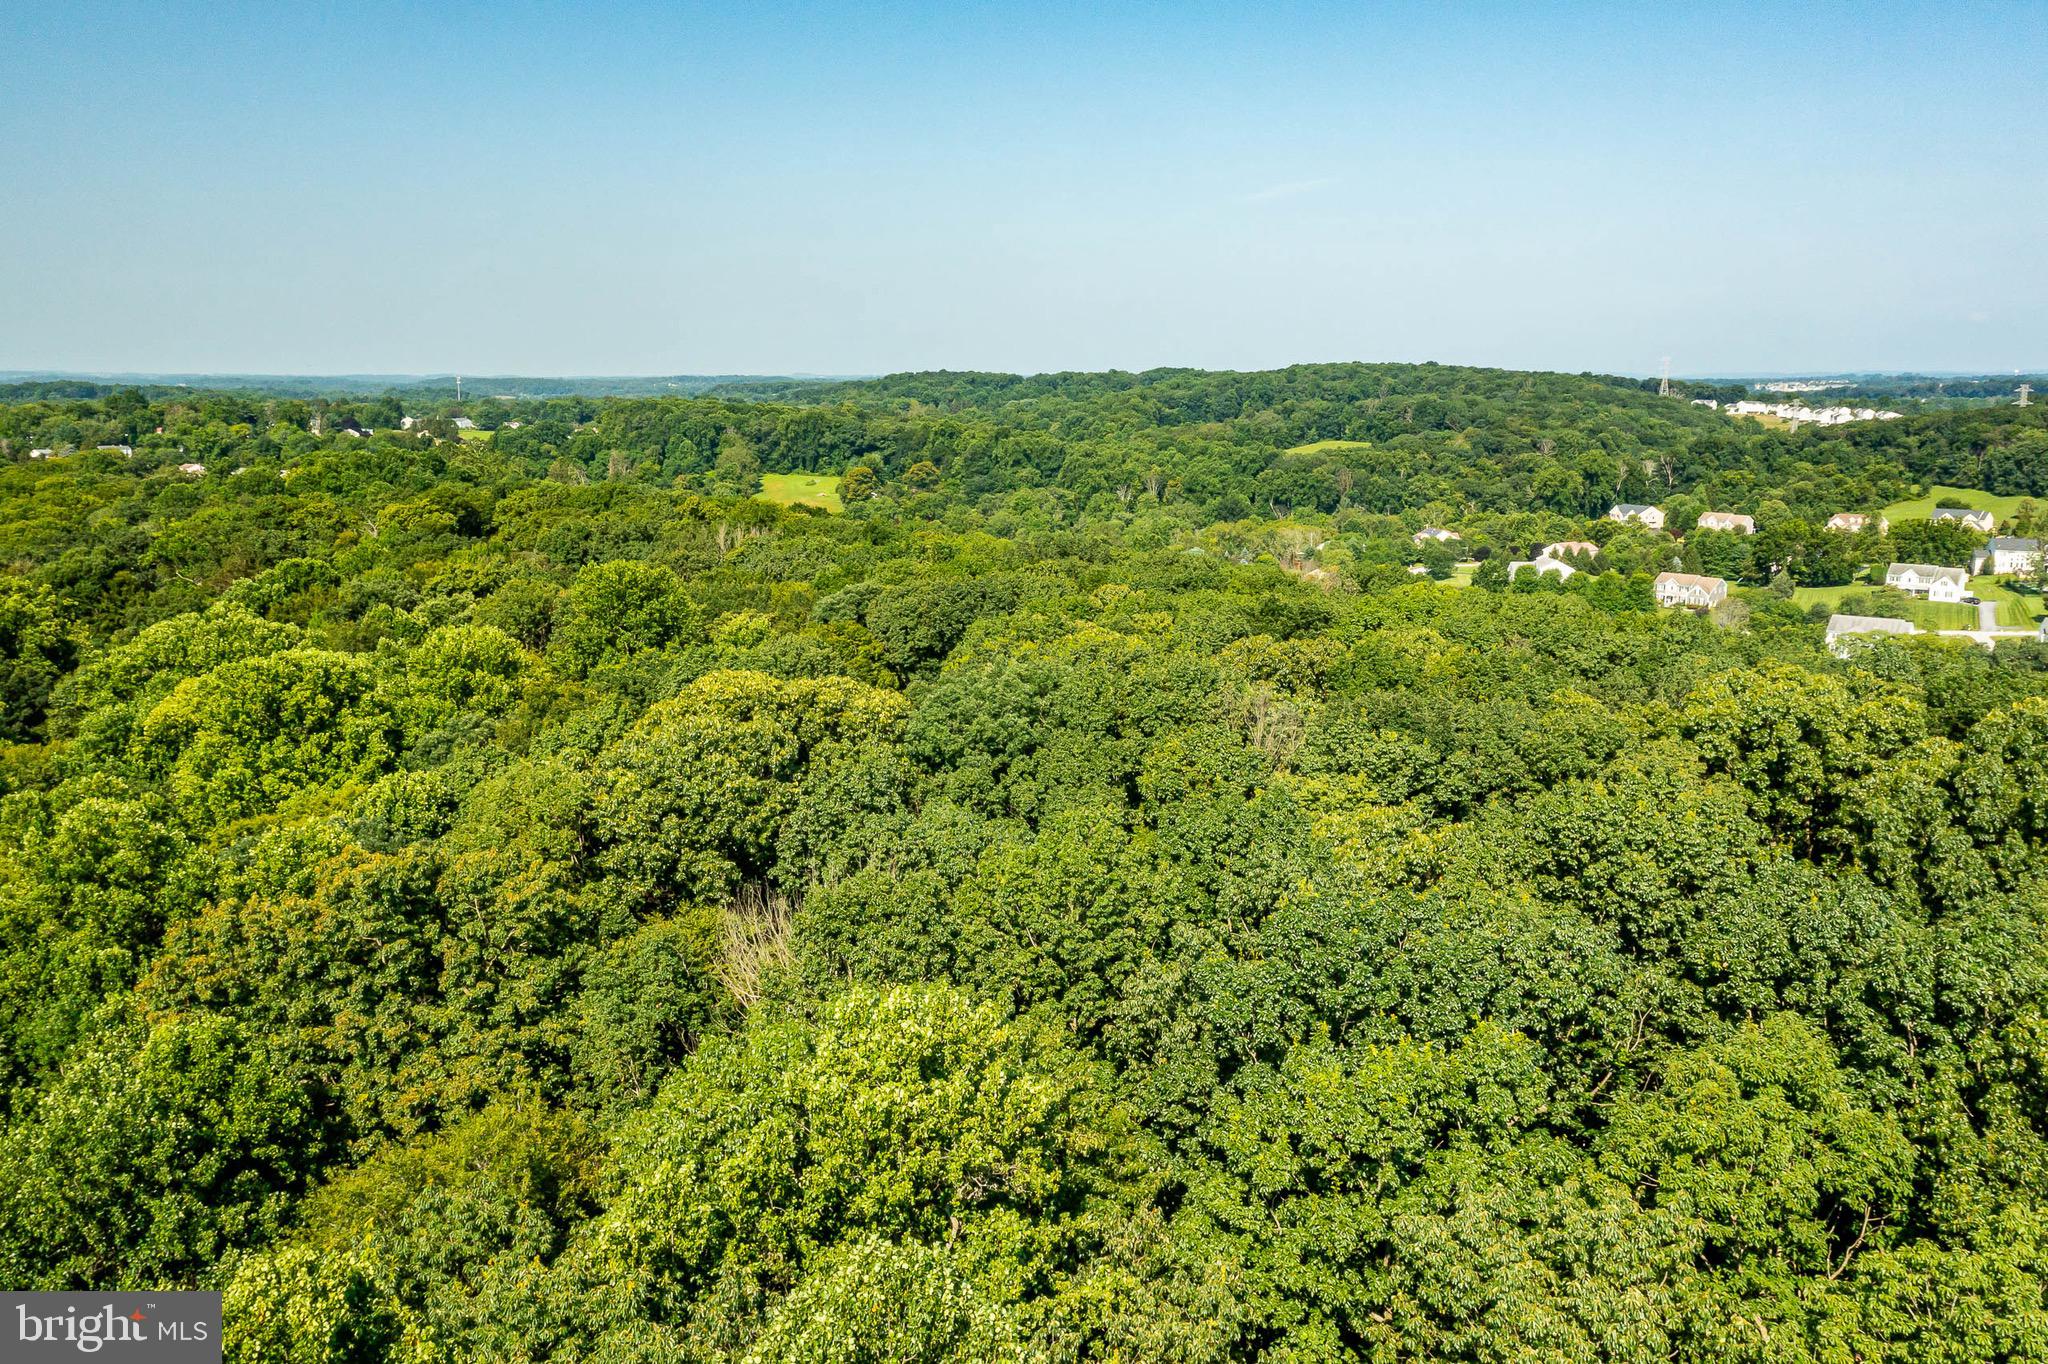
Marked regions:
[1979,600,2000,631]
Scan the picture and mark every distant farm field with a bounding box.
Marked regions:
[1881,484,2035,526]
[1285,439,1374,455]
[757,471,843,512]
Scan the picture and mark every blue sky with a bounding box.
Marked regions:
[3,0,2042,376]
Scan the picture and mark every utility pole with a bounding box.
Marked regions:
[1658,357,1672,398]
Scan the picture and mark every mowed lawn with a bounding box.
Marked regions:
[1881,484,2036,526]
[1970,576,2045,628]
[757,471,843,512]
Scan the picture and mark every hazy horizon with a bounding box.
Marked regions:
[6,0,2043,377]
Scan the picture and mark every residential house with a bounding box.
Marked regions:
[1690,398,1720,408]
[1507,555,1577,582]
[96,444,132,456]
[1653,572,1727,609]
[1972,536,2041,577]
[176,462,206,476]
[1930,507,1996,533]
[1695,511,1756,534]
[400,416,420,430]
[1607,503,1666,529]
[1541,540,1601,559]
[1826,512,1887,534]
[27,448,51,460]
[1412,527,1460,545]
[1826,614,1919,657]
[1885,563,1969,602]
[452,417,478,431]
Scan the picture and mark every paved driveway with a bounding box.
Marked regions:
[1979,600,2000,631]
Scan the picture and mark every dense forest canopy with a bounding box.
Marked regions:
[2,363,2048,1361]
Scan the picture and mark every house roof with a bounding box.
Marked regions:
[1886,562,1968,584]
[1986,536,2040,551]
[1930,507,1991,521]
[1654,572,1726,589]
[1612,503,1658,514]
[1827,614,1917,635]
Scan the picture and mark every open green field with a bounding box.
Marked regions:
[757,471,843,512]
[1285,439,1374,455]
[457,427,492,443]
[1880,484,2034,526]
[1789,583,1863,612]
[1970,576,2044,629]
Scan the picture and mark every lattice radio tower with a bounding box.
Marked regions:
[2019,383,2033,408]
[1658,357,1672,398]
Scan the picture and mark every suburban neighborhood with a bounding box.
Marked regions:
[1400,492,2045,655]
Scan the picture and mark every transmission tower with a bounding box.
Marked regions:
[1658,357,1672,398]
[2019,383,2033,408]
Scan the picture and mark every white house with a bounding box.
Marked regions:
[452,417,478,430]
[1507,555,1577,582]
[1971,536,2041,577]
[1826,614,1919,657]
[1690,398,1720,408]
[96,444,133,456]
[1607,503,1665,529]
[1695,511,1756,534]
[176,462,206,476]
[1541,539,1601,559]
[1885,563,1969,602]
[1653,572,1727,609]
[1930,507,1996,533]
[1412,527,1460,545]
[400,415,419,430]
[27,447,52,460]
[1826,512,1887,534]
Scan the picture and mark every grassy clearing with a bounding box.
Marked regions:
[458,427,492,443]
[1789,583,1864,611]
[1969,576,2044,628]
[1880,484,2036,526]
[757,471,843,513]
[1285,439,1374,455]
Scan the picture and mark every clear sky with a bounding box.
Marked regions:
[3,0,2042,377]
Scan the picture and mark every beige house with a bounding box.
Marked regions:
[1654,572,1728,609]
[1885,563,1968,602]
[1541,539,1601,559]
[1412,527,1461,545]
[1607,503,1666,529]
[1695,511,1755,534]
[1826,512,1887,534]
